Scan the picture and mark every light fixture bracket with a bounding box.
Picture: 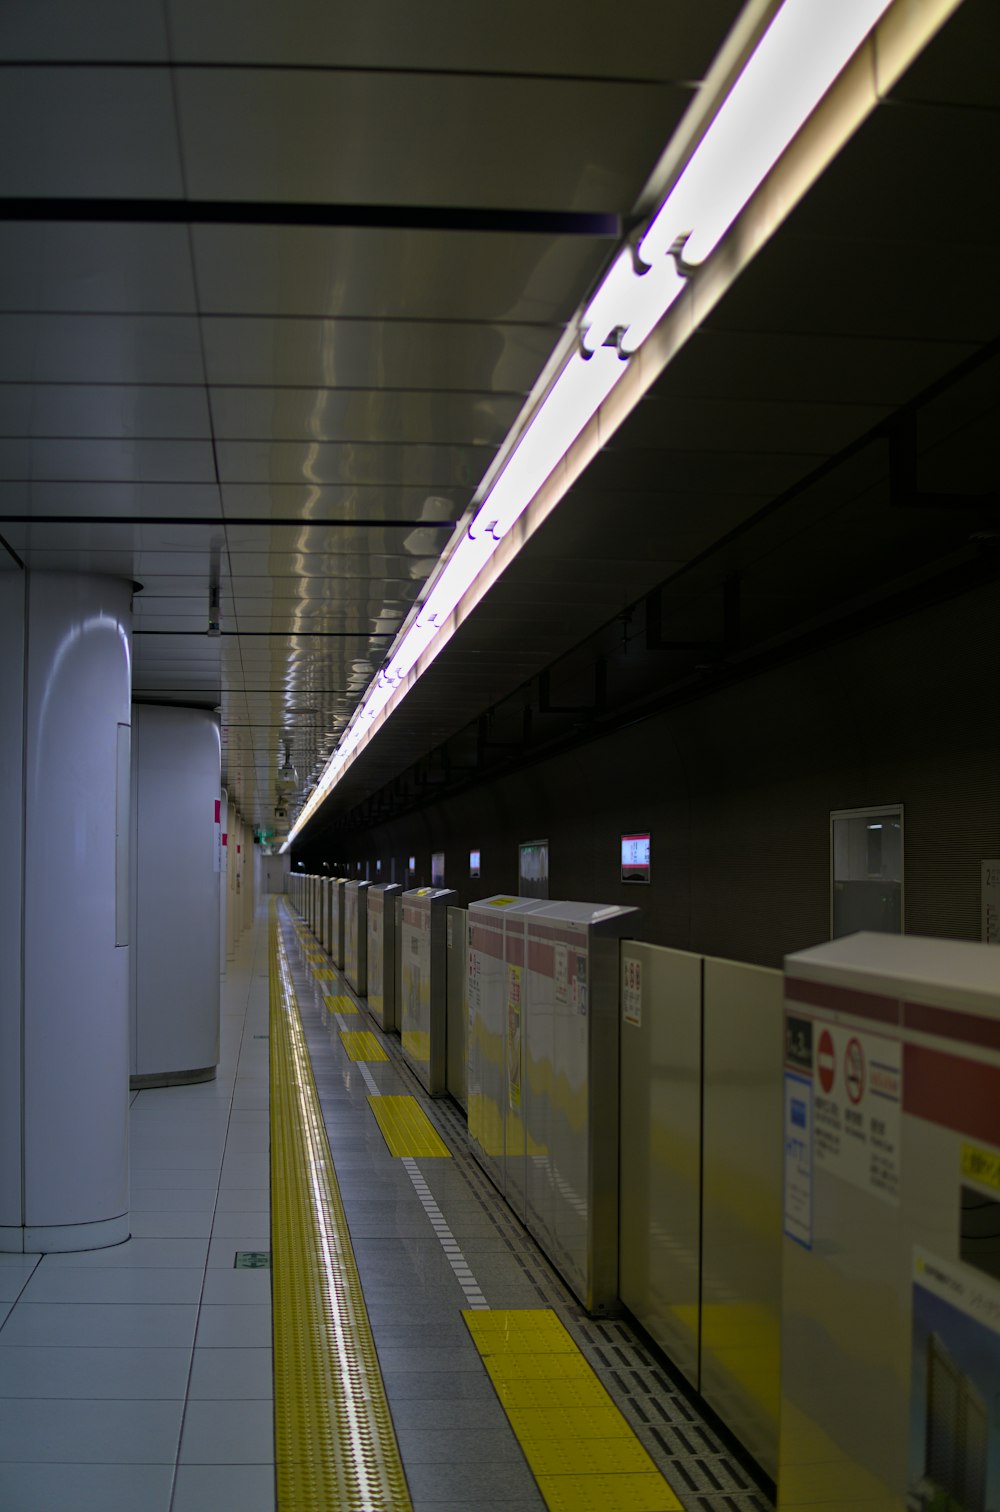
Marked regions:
[667,231,697,280]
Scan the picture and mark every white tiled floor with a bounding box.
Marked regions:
[0,914,276,1512]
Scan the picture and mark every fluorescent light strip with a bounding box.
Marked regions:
[638,0,894,269]
[284,0,893,847]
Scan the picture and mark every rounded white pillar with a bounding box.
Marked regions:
[5,573,133,1252]
[130,704,222,1088]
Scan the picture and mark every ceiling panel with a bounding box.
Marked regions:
[0,385,212,440]
[199,316,557,391]
[228,574,423,598]
[0,70,182,197]
[176,71,687,210]
[0,480,224,518]
[207,388,519,446]
[167,0,742,77]
[3,520,226,553]
[0,438,217,482]
[217,484,466,521]
[226,617,403,635]
[192,226,610,325]
[213,440,490,489]
[222,522,454,550]
[0,0,168,61]
[0,225,197,314]
[225,551,433,577]
[0,315,205,385]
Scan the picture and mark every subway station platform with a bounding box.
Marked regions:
[0,901,772,1512]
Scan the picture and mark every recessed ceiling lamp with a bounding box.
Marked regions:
[285,0,895,848]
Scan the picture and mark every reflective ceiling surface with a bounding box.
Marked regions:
[0,0,995,845]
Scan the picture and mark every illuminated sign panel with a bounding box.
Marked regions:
[621,832,651,884]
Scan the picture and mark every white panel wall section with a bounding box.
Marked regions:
[20,572,132,1250]
[701,956,783,1482]
[619,943,702,1391]
[242,818,253,930]
[226,798,237,959]
[322,877,333,954]
[467,897,548,1190]
[345,879,370,996]
[446,906,468,1109]
[218,785,228,975]
[0,571,25,1231]
[522,902,637,1313]
[260,854,289,894]
[130,703,221,1086]
[400,887,456,1094]
[367,883,401,1031]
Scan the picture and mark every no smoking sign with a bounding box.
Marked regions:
[844,1037,865,1104]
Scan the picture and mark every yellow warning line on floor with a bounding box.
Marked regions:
[368,1095,452,1158]
[340,1029,388,1062]
[269,902,412,1511]
[325,994,358,1015]
[464,1310,683,1512]
[311,967,335,979]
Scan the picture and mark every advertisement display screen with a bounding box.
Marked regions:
[431,852,445,887]
[518,840,549,900]
[621,832,651,884]
[470,849,481,878]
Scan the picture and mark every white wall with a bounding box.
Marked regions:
[261,855,290,894]
[131,704,221,1081]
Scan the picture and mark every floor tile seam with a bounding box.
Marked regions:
[167,912,271,1512]
[0,1257,42,1338]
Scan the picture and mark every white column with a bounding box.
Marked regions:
[130,705,221,1087]
[2,572,133,1252]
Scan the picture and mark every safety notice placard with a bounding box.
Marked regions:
[784,1071,813,1248]
[812,1020,902,1206]
[622,956,642,1027]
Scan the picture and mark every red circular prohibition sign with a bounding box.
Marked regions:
[817,1028,836,1094]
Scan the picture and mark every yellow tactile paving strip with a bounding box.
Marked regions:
[367,1095,452,1158]
[324,994,358,1015]
[269,902,413,1511]
[340,1029,389,1062]
[311,966,335,979]
[464,1310,683,1512]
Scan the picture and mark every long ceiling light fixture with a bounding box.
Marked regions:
[284,0,894,847]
